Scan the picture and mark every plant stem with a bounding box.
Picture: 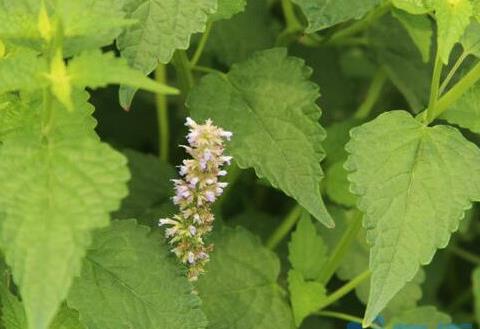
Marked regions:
[192,65,226,76]
[265,205,302,250]
[172,50,195,95]
[439,51,468,95]
[318,270,371,310]
[426,51,443,123]
[191,21,213,66]
[427,61,480,123]
[327,2,391,45]
[449,245,480,265]
[281,0,303,32]
[155,64,169,162]
[316,311,381,329]
[355,69,387,119]
[318,211,363,284]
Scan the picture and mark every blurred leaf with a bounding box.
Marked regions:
[325,161,357,207]
[292,0,381,32]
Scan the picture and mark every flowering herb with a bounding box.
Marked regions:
[159,118,232,281]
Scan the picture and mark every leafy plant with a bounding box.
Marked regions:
[1,1,480,329]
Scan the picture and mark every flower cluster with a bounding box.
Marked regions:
[159,117,232,281]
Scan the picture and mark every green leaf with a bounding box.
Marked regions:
[323,120,358,166]
[211,0,246,21]
[0,93,130,329]
[113,149,176,225]
[68,220,207,329]
[288,212,327,280]
[434,0,472,64]
[117,0,216,107]
[67,50,179,95]
[206,0,276,66]
[441,81,480,134]
[385,306,453,329]
[287,270,326,327]
[392,9,433,62]
[49,306,85,329]
[188,48,333,227]
[0,49,48,93]
[474,267,480,325]
[369,14,431,112]
[325,162,357,207]
[345,110,480,326]
[392,0,434,14]
[195,226,294,329]
[461,20,480,57]
[291,0,381,32]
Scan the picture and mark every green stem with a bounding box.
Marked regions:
[427,61,480,123]
[447,289,472,313]
[191,21,213,66]
[318,270,371,310]
[449,245,480,265]
[327,2,391,45]
[281,0,303,32]
[265,205,302,250]
[426,51,444,123]
[155,64,169,162]
[439,51,468,95]
[192,65,226,76]
[354,69,387,119]
[172,50,194,95]
[318,212,363,284]
[316,311,381,329]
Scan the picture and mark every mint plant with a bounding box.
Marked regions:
[2,1,480,329]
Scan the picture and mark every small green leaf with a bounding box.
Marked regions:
[188,48,333,227]
[288,212,328,280]
[68,50,179,95]
[434,0,473,64]
[287,270,326,327]
[211,0,246,21]
[206,0,276,66]
[461,20,480,57]
[385,306,453,329]
[345,110,480,325]
[325,162,357,207]
[68,220,207,329]
[0,93,130,329]
[392,0,434,14]
[292,0,381,32]
[441,81,480,134]
[117,0,216,107]
[195,226,294,329]
[392,9,433,62]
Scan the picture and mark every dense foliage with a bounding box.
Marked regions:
[1,0,480,328]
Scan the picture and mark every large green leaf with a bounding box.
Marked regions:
[345,110,480,325]
[68,220,207,329]
[117,0,216,107]
[291,0,381,32]
[195,226,294,329]
[188,48,333,227]
[0,94,130,329]
[441,81,480,134]
[0,49,48,93]
[434,0,472,64]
